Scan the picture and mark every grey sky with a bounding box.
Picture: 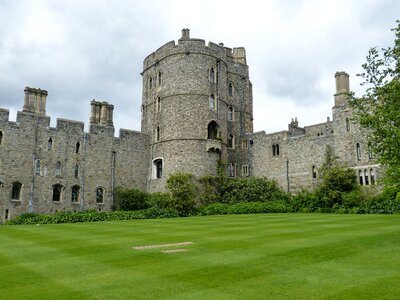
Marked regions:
[0,0,399,134]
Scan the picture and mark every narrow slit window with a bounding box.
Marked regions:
[96,187,104,204]
[228,106,234,121]
[76,142,80,154]
[48,138,53,150]
[74,164,79,178]
[35,160,41,175]
[55,161,61,176]
[356,143,361,161]
[209,67,215,83]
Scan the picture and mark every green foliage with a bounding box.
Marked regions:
[198,175,222,204]
[350,19,400,191]
[197,201,291,216]
[6,208,179,225]
[220,176,289,204]
[166,173,197,216]
[290,189,320,212]
[114,187,150,211]
[148,192,172,209]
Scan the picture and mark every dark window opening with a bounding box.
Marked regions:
[55,161,61,176]
[368,144,373,159]
[11,182,22,200]
[74,164,79,178]
[158,71,162,86]
[370,169,375,184]
[35,160,41,175]
[96,187,104,203]
[76,142,80,154]
[228,106,234,121]
[156,126,160,142]
[153,159,163,179]
[227,134,234,149]
[0,131,3,145]
[210,67,215,83]
[364,169,369,185]
[48,138,53,150]
[5,209,9,220]
[228,83,233,97]
[149,77,153,89]
[356,143,361,161]
[359,170,363,185]
[312,166,317,179]
[52,184,62,202]
[207,121,219,140]
[71,185,80,203]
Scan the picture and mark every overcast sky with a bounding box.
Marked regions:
[1,0,399,134]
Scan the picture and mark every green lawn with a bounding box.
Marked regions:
[1,214,399,299]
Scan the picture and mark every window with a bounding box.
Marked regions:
[0,131,3,145]
[242,139,248,149]
[209,94,216,110]
[356,143,361,161]
[149,77,153,89]
[11,182,22,200]
[156,97,161,112]
[228,83,234,97]
[242,165,248,177]
[368,144,373,159]
[346,118,350,131]
[227,163,236,178]
[370,169,375,184]
[5,209,9,220]
[71,185,80,203]
[76,142,80,154]
[96,187,104,204]
[359,170,363,185]
[74,164,79,178]
[227,134,235,149]
[209,67,215,83]
[227,106,234,121]
[55,161,61,176]
[153,159,163,179]
[35,160,41,175]
[272,144,280,156]
[364,169,369,185]
[158,71,162,86]
[48,138,53,150]
[156,126,161,142]
[52,184,63,202]
[207,121,219,140]
[312,166,317,179]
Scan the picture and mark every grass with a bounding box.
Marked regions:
[1,213,400,299]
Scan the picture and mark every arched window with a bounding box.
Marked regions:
[228,83,234,97]
[48,138,53,150]
[0,131,3,145]
[359,170,363,185]
[52,184,63,202]
[76,142,80,154]
[74,164,79,178]
[156,97,161,112]
[207,121,219,140]
[272,144,276,156]
[156,126,161,142]
[55,161,61,176]
[209,94,216,110]
[227,106,234,121]
[227,134,235,149]
[368,144,373,159]
[345,118,350,131]
[370,169,375,184]
[209,67,215,83]
[356,143,361,161]
[96,187,104,203]
[158,71,162,86]
[312,166,317,179]
[71,185,80,203]
[11,182,22,200]
[364,169,369,185]
[35,160,41,175]
[153,159,163,179]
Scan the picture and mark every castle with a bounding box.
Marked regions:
[0,29,380,222]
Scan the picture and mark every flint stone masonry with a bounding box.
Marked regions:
[0,31,380,222]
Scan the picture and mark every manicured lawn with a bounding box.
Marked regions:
[1,214,399,299]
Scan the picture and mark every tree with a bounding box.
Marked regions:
[350,20,400,190]
[166,173,197,216]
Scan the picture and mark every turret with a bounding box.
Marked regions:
[23,87,48,115]
[334,71,350,107]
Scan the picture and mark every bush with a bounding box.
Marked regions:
[290,189,319,212]
[197,201,291,216]
[220,177,289,204]
[114,187,150,211]
[148,192,172,209]
[166,173,197,216]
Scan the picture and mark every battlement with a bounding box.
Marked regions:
[142,29,248,70]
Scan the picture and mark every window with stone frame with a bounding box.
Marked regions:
[227,106,234,121]
[209,94,216,110]
[359,170,363,185]
[156,97,161,112]
[48,138,53,151]
[227,134,235,149]
[228,82,234,97]
[356,143,361,161]
[370,168,375,184]
[71,185,80,203]
[207,121,219,140]
[96,187,104,204]
[209,67,215,83]
[364,169,369,185]
[52,184,63,202]
[11,182,22,200]
[227,163,236,178]
[272,144,280,156]
[368,144,373,159]
[74,164,79,178]
[242,139,248,149]
[153,159,163,179]
[35,159,41,175]
[55,161,61,176]
[242,165,249,177]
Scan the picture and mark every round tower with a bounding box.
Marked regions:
[141,29,253,192]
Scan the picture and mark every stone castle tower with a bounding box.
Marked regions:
[141,29,253,192]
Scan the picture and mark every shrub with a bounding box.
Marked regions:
[166,173,197,216]
[220,177,289,204]
[148,192,172,209]
[114,187,150,211]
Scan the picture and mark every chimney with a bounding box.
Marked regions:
[23,87,48,115]
[180,28,190,39]
[334,71,350,107]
